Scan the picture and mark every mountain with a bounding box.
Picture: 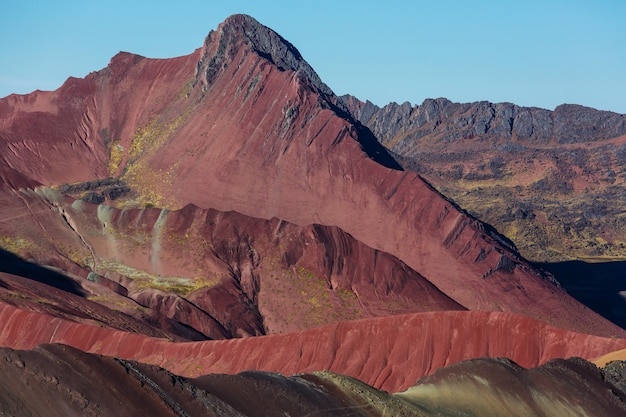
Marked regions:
[339,95,626,264]
[0,13,625,415]
[3,302,625,393]
[0,14,620,336]
[338,95,626,327]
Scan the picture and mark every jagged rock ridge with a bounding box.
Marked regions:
[197,14,333,97]
[339,96,626,150]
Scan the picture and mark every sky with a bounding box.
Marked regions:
[1,0,625,113]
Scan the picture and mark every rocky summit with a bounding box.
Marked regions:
[0,14,625,416]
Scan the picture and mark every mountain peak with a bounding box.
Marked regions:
[196,14,333,96]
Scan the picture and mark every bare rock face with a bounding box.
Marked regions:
[604,360,626,394]
[197,14,333,97]
[340,96,626,148]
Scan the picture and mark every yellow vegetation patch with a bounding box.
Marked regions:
[86,294,148,313]
[0,236,36,255]
[95,258,219,297]
[122,160,180,208]
[108,139,125,176]
[118,110,192,209]
[177,80,193,99]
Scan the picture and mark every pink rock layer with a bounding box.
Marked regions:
[1,301,624,393]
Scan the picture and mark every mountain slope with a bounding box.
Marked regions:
[339,95,626,263]
[0,187,464,339]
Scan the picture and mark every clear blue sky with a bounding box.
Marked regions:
[1,0,625,113]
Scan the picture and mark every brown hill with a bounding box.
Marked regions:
[3,343,625,417]
[0,14,621,338]
[0,189,464,340]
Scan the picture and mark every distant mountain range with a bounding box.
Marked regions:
[1,14,625,416]
[339,95,626,261]
[337,93,626,328]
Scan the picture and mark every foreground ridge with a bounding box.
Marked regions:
[3,343,625,417]
[1,301,624,393]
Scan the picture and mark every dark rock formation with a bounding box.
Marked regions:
[1,343,626,417]
[604,360,626,394]
[340,95,626,150]
[197,14,333,97]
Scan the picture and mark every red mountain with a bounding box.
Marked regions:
[0,14,620,337]
[0,15,625,412]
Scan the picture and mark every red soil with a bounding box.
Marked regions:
[1,301,624,393]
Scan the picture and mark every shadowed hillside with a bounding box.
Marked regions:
[2,344,626,417]
[535,260,626,328]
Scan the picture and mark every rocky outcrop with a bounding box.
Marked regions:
[340,95,626,150]
[604,360,626,395]
[56,178,130,204]
[197,14,333,98]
